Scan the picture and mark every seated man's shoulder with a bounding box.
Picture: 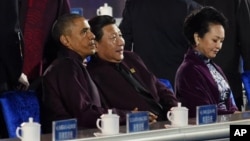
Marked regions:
[124,51,140,59]
[44,57,79,75]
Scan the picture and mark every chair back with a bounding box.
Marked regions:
[158,78,174,93]
[242,71,250,106]
[0,90,40,138]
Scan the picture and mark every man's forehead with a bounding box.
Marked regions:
[73,18,90,28]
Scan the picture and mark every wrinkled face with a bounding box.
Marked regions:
[60,17,96,59]
[96,24,125,63]
[194,24,225,59]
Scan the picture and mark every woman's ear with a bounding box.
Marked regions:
[60,35,69,46]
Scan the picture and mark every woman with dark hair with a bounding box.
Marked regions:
[194,0,250,112]
[175,7,239,118]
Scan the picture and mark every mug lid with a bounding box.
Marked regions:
[21,117,41,127]
[171,102,188,111]
[101,109,119,118]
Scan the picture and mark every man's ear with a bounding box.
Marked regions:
[194,33,200,46]
[60,35,69,46]
[95,41,99,52]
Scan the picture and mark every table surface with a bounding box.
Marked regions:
[1,111,250,141]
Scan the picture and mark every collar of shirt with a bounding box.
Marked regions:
[194,50,211,64]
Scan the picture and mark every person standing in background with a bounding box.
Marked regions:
[0,0,30,138]
[20,0,71,85]
[119,0,201,88]
[193,0,250,110]
[0,0,30,93]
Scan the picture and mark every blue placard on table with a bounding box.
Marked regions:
[70,8,83,16]
[52,118,77,141]
[126,111,149,133]
[196,104,217,125]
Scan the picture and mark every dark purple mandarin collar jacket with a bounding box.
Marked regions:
[175,48,238,118]
[41,47,109,133]
[87,51,178,120]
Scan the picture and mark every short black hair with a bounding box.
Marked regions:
[88,15,116,42]
[51,13,83,45]
[183,6,228,46]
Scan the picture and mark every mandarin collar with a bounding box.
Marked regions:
[90,54,123,67]
[58,46,84,62]
[194,50,211,64]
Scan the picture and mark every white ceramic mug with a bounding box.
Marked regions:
[96,3,113,16]
[16,117,41,141]
[167,102,188,127]
[96,109,119,135]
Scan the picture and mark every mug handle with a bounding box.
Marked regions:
[15,127,23,140]
[167,111,173,122]
[96,9,101,15]
[96,118,103,131]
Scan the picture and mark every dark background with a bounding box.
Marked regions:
[69,0,126,19]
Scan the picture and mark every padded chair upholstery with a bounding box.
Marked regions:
[158,78,174,93]
[242,71,250,106]
[0,90,40,138]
